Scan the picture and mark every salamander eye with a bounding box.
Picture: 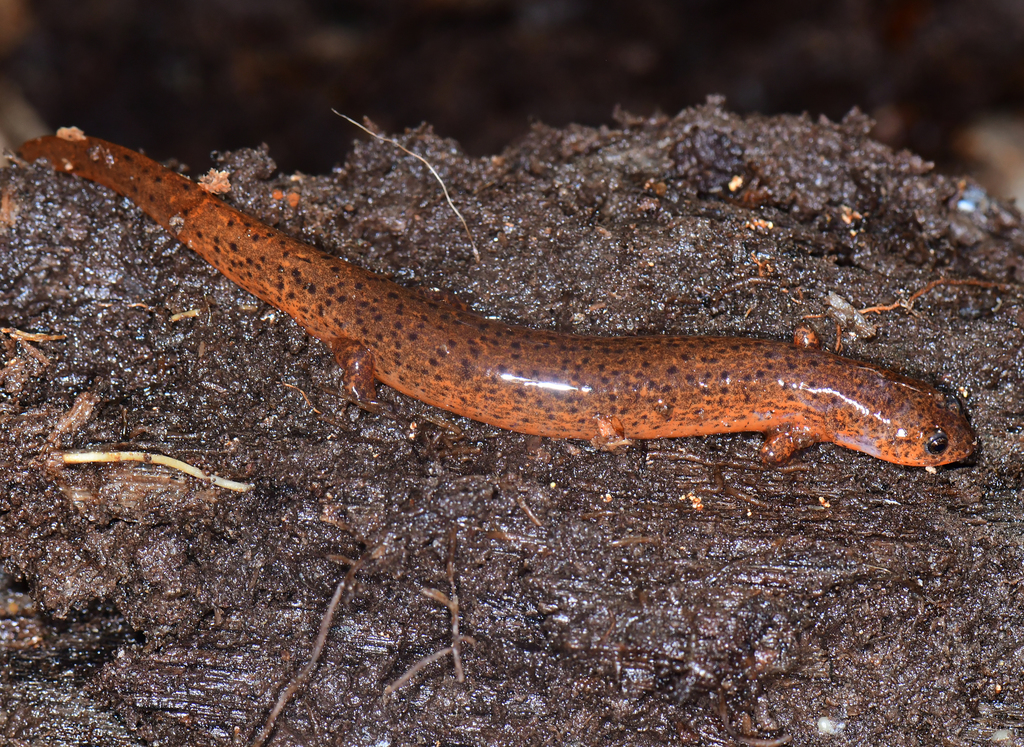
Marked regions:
[925,430,949,455]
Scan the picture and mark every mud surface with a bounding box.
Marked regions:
[1,102,1023,745]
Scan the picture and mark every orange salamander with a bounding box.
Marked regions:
[19,132,975,467]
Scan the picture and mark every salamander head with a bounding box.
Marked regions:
[835,383,975,467]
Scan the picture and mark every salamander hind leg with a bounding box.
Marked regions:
[330,337,383,413]
[759,424,822,465]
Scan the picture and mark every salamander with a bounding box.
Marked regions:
[19,131,976,467]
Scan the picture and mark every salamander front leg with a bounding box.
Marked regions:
[330,337,384,413]
[760,424,821,465]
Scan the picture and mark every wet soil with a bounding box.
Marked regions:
[1,101,1023,745]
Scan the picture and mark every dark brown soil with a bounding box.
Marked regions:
[1,102,1022,745]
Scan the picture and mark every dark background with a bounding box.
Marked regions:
[5,0,1024,175]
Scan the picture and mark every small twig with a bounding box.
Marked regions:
[47,390,101,446]
[251,543,386,747]
[281,382,323,415]
[384,528,475,695]
[168,308,201,322]
[2,332,51,367]
[858,277,1009,315]
[596,613,617,647]
[1,327,66,342]
[445,528,464,683]
[706,277,776,308]
[609,536,660,547]
[713,465,771,510]
[515,492,543,527]
[383,630,477,696]
[383,646,456,695]
[334,111,479,262]
[59,450,252,492]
